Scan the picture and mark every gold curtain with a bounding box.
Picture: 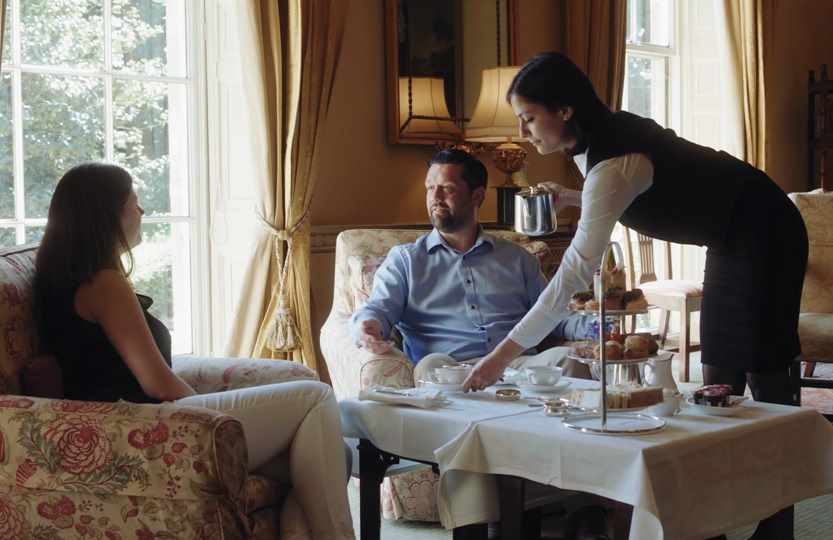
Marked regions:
[563,0,628,111]
[719,0,768,170]
[225,0,347,370]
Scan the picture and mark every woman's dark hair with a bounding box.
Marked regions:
[34,163,135,330]
[507,52,611,148]
[428,149,488,193]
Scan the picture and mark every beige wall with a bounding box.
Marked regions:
[765,0,833,194]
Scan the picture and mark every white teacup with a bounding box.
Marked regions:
[433,365,471,385]
[524,366,562,386]
[647,390,682,417]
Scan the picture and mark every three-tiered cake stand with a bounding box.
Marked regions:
[561,241,667,435]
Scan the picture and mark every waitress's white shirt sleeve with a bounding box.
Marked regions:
[508,153,654,349]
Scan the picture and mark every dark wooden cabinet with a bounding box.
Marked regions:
[809,64,833,190]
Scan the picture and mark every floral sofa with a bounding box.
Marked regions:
[0,243,318,539]
[319,228,557,522]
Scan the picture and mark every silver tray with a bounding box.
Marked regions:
[561,412,666,435]
[567,351,673,366]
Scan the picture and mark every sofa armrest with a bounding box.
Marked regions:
[320,311,414,399]
[0,395,247,508]
[173,356,318,394]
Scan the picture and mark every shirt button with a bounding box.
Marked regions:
[487,338,492,343]
[470,305,476,310]
[466,279,471,284]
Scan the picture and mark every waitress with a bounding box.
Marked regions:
[462,52,806,539]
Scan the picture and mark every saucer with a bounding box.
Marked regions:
[418,380,465,393]
[517,381,571,396]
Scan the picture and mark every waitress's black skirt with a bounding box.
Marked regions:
[700,175,808,373]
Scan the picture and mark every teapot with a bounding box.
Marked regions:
[514,186,557,236]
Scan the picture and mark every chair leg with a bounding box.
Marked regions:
[804,361,817,378]
[658,310,670,348]
[679,309,691,383]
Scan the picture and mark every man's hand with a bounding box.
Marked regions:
[357,319,394,354]
[462,352,509,392]
[536,181,581,213]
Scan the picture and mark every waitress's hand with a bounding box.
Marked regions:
[536,181,581,212]
[462,353,507,391]
[462,339,525,392]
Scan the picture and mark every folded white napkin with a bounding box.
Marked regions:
[359,386,448,409]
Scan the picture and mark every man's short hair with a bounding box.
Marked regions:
[428,149,488,193]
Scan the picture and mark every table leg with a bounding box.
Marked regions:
[498,475,542,540]
[452,523,488,540]
[357,439,399,540]
[609,499,633,539]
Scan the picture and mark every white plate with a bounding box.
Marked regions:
[418,380,465,393]
[517,381,572,395]
[684,396,748,417]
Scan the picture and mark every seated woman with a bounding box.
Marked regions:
[33,162,355,540]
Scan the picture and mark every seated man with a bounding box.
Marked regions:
[350,148,590,381]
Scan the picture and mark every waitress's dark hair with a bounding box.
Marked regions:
[507,52,611,148]
[34,163,135,334]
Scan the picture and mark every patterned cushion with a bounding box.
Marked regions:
[802,388,833,416]
[798,313,833,361]
[245,474,287,512]
[347,254,386,308]
[790,190,833,314]
[0,246,38,395]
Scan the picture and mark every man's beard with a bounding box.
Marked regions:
[430,205,469,232]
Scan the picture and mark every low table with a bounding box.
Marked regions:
[341,378,833,540]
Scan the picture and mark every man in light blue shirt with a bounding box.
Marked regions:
[350,149,589,375]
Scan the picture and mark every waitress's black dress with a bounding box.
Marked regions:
[585,111,808,376]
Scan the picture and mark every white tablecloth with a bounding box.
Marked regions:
[340,379,833,539]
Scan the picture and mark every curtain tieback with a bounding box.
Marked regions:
[256,211,306,353]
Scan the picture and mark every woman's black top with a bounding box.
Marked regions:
[586,111,808,372]
[42,291,172,403]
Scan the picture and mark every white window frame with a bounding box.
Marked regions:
[1,0,212,356]
[623,0,681,132]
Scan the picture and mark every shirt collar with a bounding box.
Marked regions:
[426,227,495,255]
[573,151,589,176]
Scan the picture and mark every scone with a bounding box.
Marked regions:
[623,288,649,310]
[570,290,594,310]
[623,335,651,358]
[584,299,600,311]
[593,340,623,360]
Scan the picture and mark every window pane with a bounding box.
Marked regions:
[22,73,105,219]
[1,0,10,65]
[112,0,187,77]
[0,227,15,247]
[627,0,672,47]
[114,80,188,216]
[131,222,192,354]
[623,54,668,126]
[25,225,44,244]
[0,72,12,219]
[21,0,103,69]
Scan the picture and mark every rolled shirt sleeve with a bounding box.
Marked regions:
[508,154,654,349]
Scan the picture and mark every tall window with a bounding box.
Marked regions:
[1,0,202,354]
[623,0,676,128]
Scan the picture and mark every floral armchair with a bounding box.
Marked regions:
[0,243,318,539]
[319,228,556,522]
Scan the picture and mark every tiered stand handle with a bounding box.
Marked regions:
[597,241,624,429]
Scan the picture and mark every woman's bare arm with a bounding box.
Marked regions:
[76,270,195,401]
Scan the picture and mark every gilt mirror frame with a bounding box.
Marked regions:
[384,0,518,145]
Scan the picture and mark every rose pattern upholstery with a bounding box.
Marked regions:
[320,229,556,521]
[0,244,315,537]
